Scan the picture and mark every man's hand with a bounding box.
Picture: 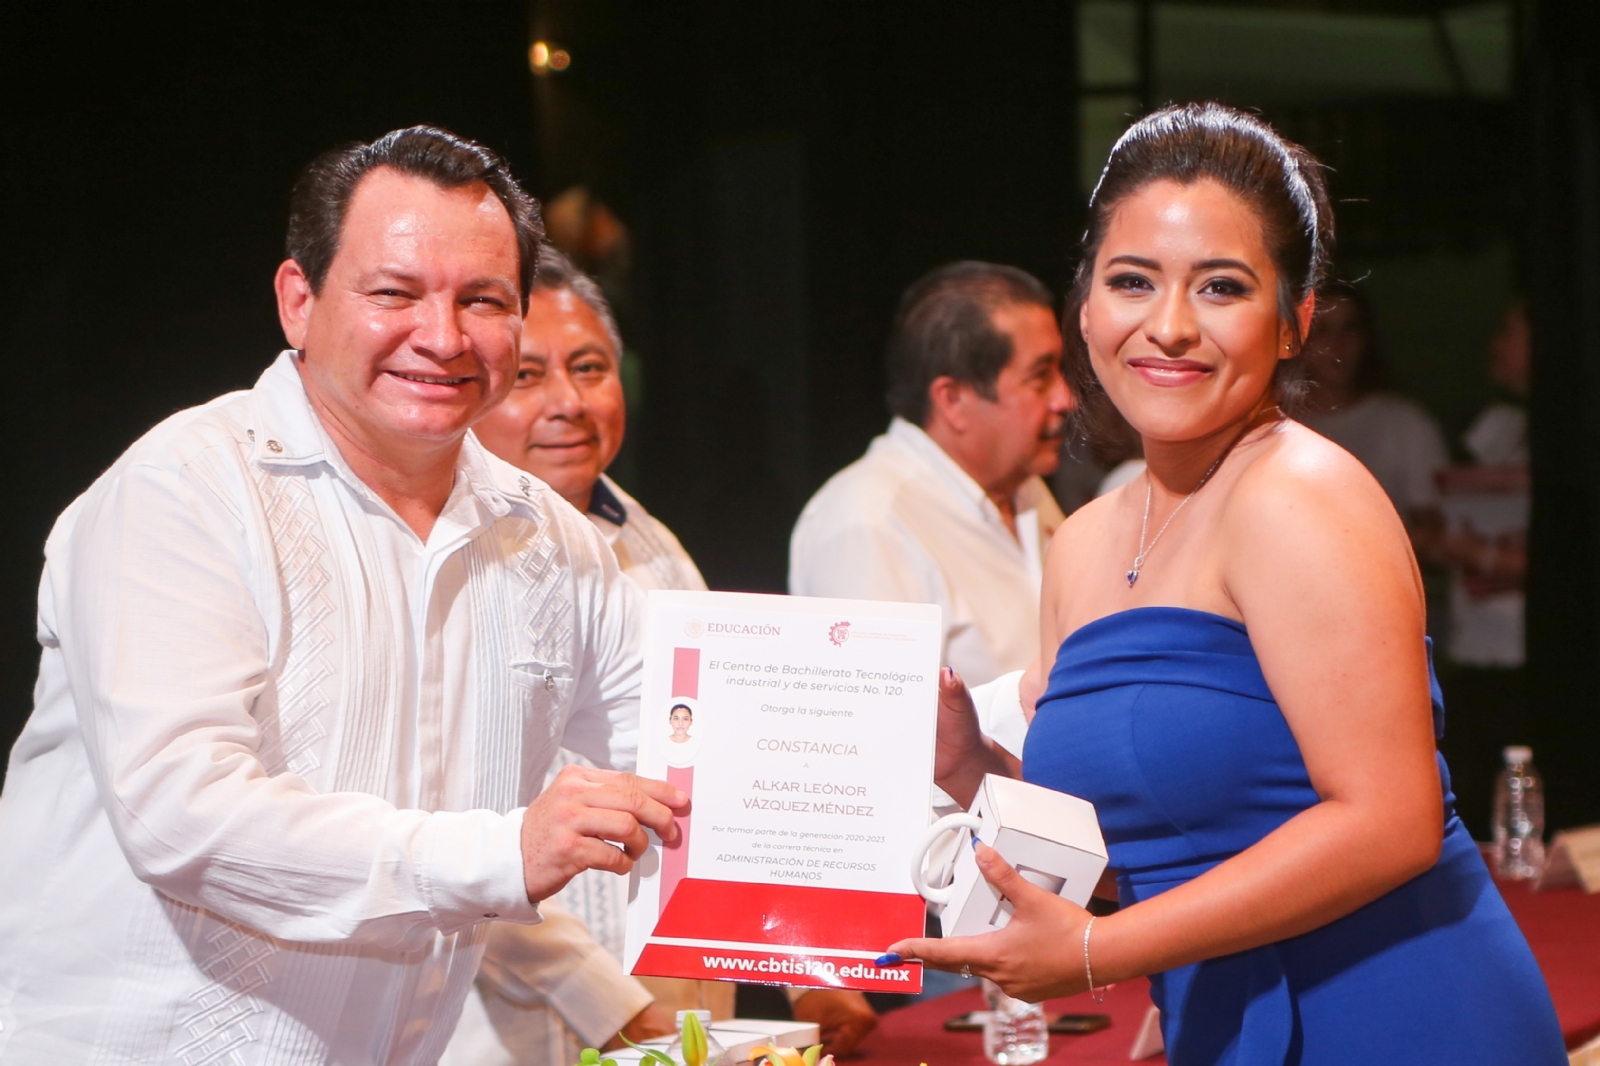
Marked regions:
[602,1002,678,1051]
[792,989,878,1058]
[933,667,1013,808]
[1019,657,1045,725]
[521,764,688,903]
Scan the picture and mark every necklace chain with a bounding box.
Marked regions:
[1126,449,1229,588]
[1123,409,1283,588]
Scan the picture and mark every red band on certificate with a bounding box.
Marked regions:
[632,942,922,992]
[654,879,925,951]
[660,765,693,915]
[672,647,699,699]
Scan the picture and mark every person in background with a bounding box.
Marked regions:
[1434,300,1531,837]
[1298,280,1450,536]
[789,262,1071,1003]
[452,247,877,1065]
[790,261,1071,754]
[1445,299,1529,666]
[1462,301,1529,469]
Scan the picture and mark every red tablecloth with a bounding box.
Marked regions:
[859,979,1162,1065]
[1500,880,1600,1049]
[850,880,1600,1064]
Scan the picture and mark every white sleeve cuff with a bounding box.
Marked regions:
[419,807,541,932]
[546,945,655,1047]
[971,670,1028,758]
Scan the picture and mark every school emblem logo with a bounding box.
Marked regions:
[828,620,851,647]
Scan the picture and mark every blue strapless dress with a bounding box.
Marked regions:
[1023,607,1565,1066]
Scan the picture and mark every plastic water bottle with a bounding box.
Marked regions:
[1493,745,1546,880]
[666,1011,724,1066]
[982,978,1049,1065]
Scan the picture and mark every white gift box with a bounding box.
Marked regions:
[706,1020,822,1061]
[614,1019,822,1064]
[912,774,1108,938]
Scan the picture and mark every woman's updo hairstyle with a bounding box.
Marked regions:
[1065,102,1335,430]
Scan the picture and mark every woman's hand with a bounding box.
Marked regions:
[885,843,1096,1004]
[932,668,1013,808]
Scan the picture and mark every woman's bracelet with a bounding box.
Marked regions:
[1083,915,1106,1004]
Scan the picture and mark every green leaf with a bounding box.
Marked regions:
[803,1046,822,1066]
[616,1035,676,1066]
[581,1050,602,1066]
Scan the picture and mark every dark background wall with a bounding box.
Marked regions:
[1523,0,1600,835]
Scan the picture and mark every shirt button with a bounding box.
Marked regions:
[267,440,283,453]
[484,912,499,919]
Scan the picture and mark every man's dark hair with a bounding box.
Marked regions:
[286,125,544,302]
[531,243,623,357]
[884,261,1055,426]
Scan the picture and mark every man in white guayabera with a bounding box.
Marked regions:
[0,126,685,1066]
[790,261,1072,755]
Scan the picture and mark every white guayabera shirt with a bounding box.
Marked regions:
[444,474,714,1066]
[789,417,1062,756]
[0,352,643,1066]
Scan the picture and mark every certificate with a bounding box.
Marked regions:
[623,590,940,992]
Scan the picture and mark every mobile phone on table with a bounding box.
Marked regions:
[943,1012,1112,1034]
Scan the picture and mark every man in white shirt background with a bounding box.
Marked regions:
[788,262,1070,1003]
[790,260,1071,754]
[456,246,878,1065]
[0,126,684,1066]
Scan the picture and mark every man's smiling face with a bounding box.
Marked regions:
[283,166,523,463]
[471,286,626,511]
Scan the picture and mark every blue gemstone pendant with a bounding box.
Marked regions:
[1126,569,1140,587]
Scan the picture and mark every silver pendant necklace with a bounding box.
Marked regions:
[1126,449,1229,588]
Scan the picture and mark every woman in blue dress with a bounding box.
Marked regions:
[888,103,1566,1064]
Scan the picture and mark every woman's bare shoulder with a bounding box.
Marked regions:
[1222,420,1419,600]
[1230,420,1397,518]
